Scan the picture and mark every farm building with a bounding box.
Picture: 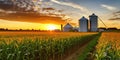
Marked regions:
[89,13,98,32]
[63,23,73,32]
[63,13,98,32]
[78,13,98,32]
[79,16,88,32]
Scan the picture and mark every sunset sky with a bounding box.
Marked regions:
[0,0,120,30]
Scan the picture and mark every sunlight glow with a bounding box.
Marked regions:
[46,24,57,30]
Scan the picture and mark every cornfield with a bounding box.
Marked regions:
[0,32,98,60]
[95,32,120,60]
[1,32,119,60]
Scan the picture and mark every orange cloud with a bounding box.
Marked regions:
[0,0,76,26]
[109,11,120,21]
[0,12,66,25]
[0,8,72,25]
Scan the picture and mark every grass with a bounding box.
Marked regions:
[77,32,101,60]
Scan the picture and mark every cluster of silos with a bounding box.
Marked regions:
[79,13,98,32]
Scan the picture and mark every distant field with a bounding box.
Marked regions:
[0,32,97,42]
[0,32,119,60]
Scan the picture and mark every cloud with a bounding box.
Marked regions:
[0,0,68,24]
[0,12,66,24]
[109,11,120,21]
[101,4,117,11]
[109,18,120,20]
[0,0,37,12]
[50,0,89,13]
[115,11,120,13]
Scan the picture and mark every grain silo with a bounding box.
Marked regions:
[89,13,98,32]
[79,16,88,32]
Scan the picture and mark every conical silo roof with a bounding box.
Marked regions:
[89,13,98,17]
[79,16,88,21]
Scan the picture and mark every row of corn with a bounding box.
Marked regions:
[94,32,120,60]
[0,32,97,60]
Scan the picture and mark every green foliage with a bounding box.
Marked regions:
[0,33,99,60]
[95,43,120,60]
[78,33,101,60]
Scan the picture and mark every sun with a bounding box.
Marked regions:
[47,24,57,30]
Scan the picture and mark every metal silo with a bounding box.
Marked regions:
[89,13,98,32]
[79,16,88,32]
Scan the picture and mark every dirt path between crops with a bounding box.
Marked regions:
[64,40,91,60]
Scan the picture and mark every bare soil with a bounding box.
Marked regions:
[64,39,92,60]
